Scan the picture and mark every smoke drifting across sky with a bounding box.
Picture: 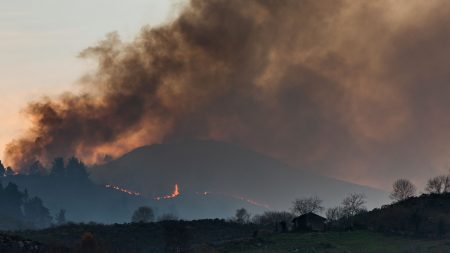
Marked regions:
[5,0,450,188]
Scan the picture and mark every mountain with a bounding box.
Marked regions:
[91,140,389,218]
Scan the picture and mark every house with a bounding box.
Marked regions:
[292,212,326,232]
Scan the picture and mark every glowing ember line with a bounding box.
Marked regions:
[105,184,141,196]
[155,184,180,200]
[196,191,270,209]
[231,195,271,209]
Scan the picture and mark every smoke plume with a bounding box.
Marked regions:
[6,0,450,187]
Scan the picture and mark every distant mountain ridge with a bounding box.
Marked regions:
[91,140,389,217]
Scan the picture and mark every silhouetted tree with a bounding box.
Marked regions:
[5,167,14,176]
[390,179,416,202]
[425,175,450,194]
[66,157,89,181]
[131,206,154,223]
[342,193,366,217]
[0,161,5,176]
[28,161,45,176]
[50,157,65,177]
[234,208,250,224]
[2,182,24,219]
[0,182,52,230]
[326,206,344,221]
[23,196,52,228]
[56,209,66,225]
[291,196,324,216]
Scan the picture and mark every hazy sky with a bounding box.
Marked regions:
[5,0,450,191]
[0,0,179,160]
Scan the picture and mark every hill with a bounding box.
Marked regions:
[2,173,280,223]
[353,193,450,237]
[91,140,389,218]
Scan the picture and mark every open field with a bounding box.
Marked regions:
[220,231,450,253]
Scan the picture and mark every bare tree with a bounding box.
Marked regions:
[342,193,366,217]
[235,208,251,224]
[291,196,324,216]
[390,179,416,202]
[131,206,154,223]
[326,206,344,221]
[425,175,450,194]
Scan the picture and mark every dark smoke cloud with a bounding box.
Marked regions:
[6,0,450,188]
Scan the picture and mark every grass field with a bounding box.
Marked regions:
[219,231,450,253]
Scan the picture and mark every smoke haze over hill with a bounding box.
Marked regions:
[5,0,450,188]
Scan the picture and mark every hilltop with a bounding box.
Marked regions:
[354,193,450,236]
[91,140,389,217]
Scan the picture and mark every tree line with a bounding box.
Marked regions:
[221,174,450,233]
[389,174,450,202]
[0,157,89,181]
[0,180,53,229]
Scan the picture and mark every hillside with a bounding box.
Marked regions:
[1,140,390,223]
[353,193,450,236]
[3,174,278,223]
[91,140,389,217]
[3,175,148,224]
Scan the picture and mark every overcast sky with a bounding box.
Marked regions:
[0,0,181,159]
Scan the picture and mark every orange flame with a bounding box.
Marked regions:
[105,184,141,196]
[155,184,180,200]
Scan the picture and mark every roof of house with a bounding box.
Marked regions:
[293,212,326,222]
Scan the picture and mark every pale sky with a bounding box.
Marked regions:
[0,0,181,160]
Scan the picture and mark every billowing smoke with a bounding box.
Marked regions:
[6,0,450,188]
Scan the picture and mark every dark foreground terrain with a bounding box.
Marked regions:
[5,222,450,253]
[219,231,450,253]
[6,228,450,253]
[5,189,450,252]
[11,219,258,253]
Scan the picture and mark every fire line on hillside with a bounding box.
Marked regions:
[155,184,180,200]
[105,183,270,209]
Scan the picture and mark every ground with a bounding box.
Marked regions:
[219,231,450,253]
[10,222,450,252]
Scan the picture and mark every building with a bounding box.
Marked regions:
[292,212,326,232]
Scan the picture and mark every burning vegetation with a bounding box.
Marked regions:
[104,184,142,196]
[105,182,269,209]
[155,184,180,200]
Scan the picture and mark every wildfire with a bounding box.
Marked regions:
[104,183,268,209]
[155,184,180,200]
[105,184,141,196]
[196,191,270,209]
[231,195,271,209]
